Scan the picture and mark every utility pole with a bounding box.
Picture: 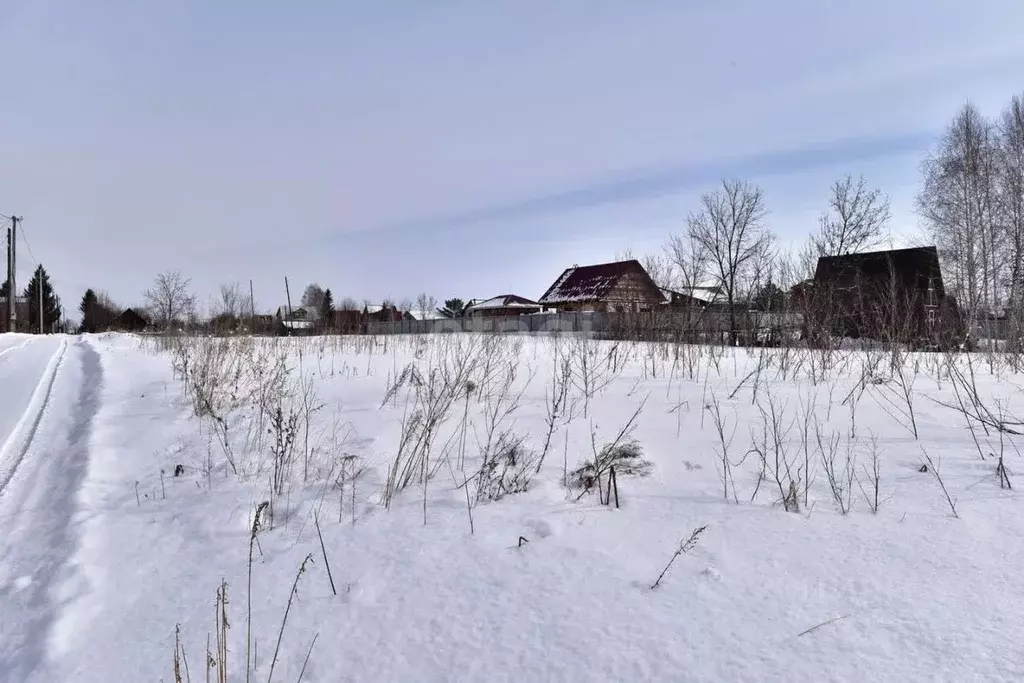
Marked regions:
[249,278,256,332]
[38,268,44,334]
[5,216,16,333]
[10,219,15,327]
[284,276,294,337]
[5,225,11,333]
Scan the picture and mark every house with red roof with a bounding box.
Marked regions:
[537,259,666,313]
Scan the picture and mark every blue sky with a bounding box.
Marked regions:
[3,1,1024,312]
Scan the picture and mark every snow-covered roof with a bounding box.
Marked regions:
[678,286,724,304]
[538,260,660,304]
[465,294,540,313]
[275,305,320,320]
[406,310,448,321]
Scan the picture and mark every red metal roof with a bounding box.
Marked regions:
[538,259,660,304]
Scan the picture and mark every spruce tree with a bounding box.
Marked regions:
[319,288,335,331]
[442,298,466,318]
[79,289,100,332]
[23,265,62,333]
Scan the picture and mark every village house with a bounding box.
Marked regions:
[1,295,31,333]
[464,294,541,318]
[330,309,364,334]
[660,285,725,310]
[109,308,149,332]
[363,303,405,323]
[537,259,666,313]
[809,246,963,346]
[275,304,319,335]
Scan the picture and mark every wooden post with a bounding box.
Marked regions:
[38,268,44,334]
[284,276,293,336]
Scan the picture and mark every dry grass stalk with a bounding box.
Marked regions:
[267,553,315,683]
[651,525,708,590]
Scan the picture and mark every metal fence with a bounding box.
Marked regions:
[365,311,801,341]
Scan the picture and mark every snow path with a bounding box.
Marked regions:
[0,338,68,494]
[0,337,100,682]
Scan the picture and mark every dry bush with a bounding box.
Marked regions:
[475,431,539,503]
[748,392,801,512]
[568,335,623,417]
[381,335,490,511]
[857,432,883,513]
[536,339,579,474]
[568,438,654,501]
[707,395,740,502]
[817,423,856,515]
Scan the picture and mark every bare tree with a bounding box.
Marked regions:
[416,292,438,320]
[301,283,327,309]
[686,179,774,344]
[998,94,1024,337]
[813,174,891,257]
[665,231,709,292]
[143,270,196,329]
[641,252,674,289]
[919,102,1002,327]
[209,282,254,332]
[338,296,359,311]
[799,175,890,345]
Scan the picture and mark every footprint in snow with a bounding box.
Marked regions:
[700,567,722,581]
[522,518,559,539]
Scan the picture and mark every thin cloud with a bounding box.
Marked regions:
[352,131,933,238]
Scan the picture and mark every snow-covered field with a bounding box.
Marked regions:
[1,331,1023,682]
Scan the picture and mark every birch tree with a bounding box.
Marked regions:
[686,179,774,344]
[997,94,1024,319]
[813,174,891,257]
[918,102,1000,325]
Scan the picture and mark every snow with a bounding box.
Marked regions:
[465,295,540,313]
[406,310,448,321]
[2,332,1024,681]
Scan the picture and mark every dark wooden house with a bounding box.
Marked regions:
[363,304,404,323]
[331,309,364,334]
[538,259,666,313]
[810,246,962,346]
[110,308,149,332]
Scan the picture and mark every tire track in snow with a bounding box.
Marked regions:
[0,338,101,681]
[0,339,68,497]
[0,338,33,363]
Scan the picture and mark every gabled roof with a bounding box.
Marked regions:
[538,259,662,304]
[406,310,448,321]
[275,305,320,320]
[814,246,946,297]
[661,285,722,305]
[465,294,540,313]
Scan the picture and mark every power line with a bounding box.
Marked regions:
[15,218,38,268]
